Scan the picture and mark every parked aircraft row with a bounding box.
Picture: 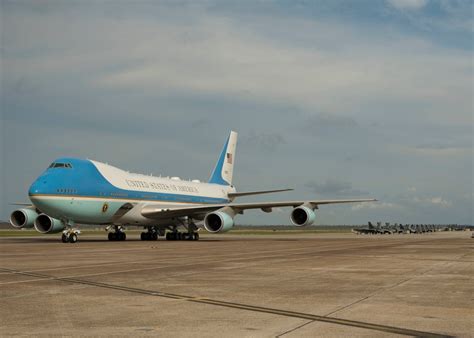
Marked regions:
[9,131,376,243]
[353,222,463,234]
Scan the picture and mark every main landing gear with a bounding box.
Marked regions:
[165,223,200,241]
[165,231,199,241]
[139,221,201,242]
[107,225,126,241]
[140,227,159,241]
[61,229,81,244]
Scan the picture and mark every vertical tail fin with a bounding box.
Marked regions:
[208,131,238,186]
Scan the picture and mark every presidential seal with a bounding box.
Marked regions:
[102,203,109,213]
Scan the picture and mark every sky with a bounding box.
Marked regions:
[0,0,472,225]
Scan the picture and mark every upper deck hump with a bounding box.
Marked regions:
[90,160,232,200]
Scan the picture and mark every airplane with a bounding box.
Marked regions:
[9,131,376,243]
[352,221,378,235]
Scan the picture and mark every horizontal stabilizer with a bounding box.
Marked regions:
[228,188,293,199]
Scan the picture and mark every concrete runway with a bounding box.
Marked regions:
[0,231,472,337]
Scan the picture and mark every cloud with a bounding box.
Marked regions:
[351,202,400,210]
[2,3,471,130]
[402,144,471,157]
[430,196,453,207]
[301,114,358,136]
[240,131,286,152]
[413,196,453,207]
[386,0,473,35]
[387,0,428,10]
[1,2,472,224]
[191,118,211,128]
[305,179,368,197]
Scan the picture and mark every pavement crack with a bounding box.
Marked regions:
[275,320,314,337]
[324,261,452,317]
[0,267,453,338]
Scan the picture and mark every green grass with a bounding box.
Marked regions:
[0,230,54,237]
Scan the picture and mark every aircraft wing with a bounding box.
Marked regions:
[228,188,293,198]
[141,198,376,220]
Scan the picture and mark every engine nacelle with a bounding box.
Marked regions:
[10,208,39,229]
[290,206,316,226]
[204,211,234,233]
[34,214,65,234]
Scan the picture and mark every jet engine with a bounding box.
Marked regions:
[204,211,234,233]
[290,206,316,226]
[10,208,38,229]
[34,214,65,234]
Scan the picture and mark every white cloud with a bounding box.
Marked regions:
[400,145,471,157]
[429,197,453,207]
[3,8,471,125]
[387,0,428,10]
[351,202,400,211]
[413,196,453,207]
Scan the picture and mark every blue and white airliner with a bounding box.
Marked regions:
[10,131,376,243]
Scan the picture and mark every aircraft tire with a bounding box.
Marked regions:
[69,233,78,243]
[140,232,146,241]
[108,232,115,241]
[61,234,69,243]
[120,232,126,241]
[193,233,199,241]
[151,232,158,241]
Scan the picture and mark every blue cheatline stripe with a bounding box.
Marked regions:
[29,193,229,204]
[208,135,230,186]
[29,157,230,205]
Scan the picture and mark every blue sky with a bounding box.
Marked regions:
[1,0,472,225]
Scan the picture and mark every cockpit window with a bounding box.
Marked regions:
[48,163,73,169]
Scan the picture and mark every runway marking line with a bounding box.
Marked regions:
[0,267,452,338]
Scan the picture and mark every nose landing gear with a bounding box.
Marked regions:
[61,229,81,243]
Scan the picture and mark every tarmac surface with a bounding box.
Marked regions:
[0,231,472,337]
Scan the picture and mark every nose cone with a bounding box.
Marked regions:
[29,177,47,196]
[28,175,58,216]
[28,172,54,209]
